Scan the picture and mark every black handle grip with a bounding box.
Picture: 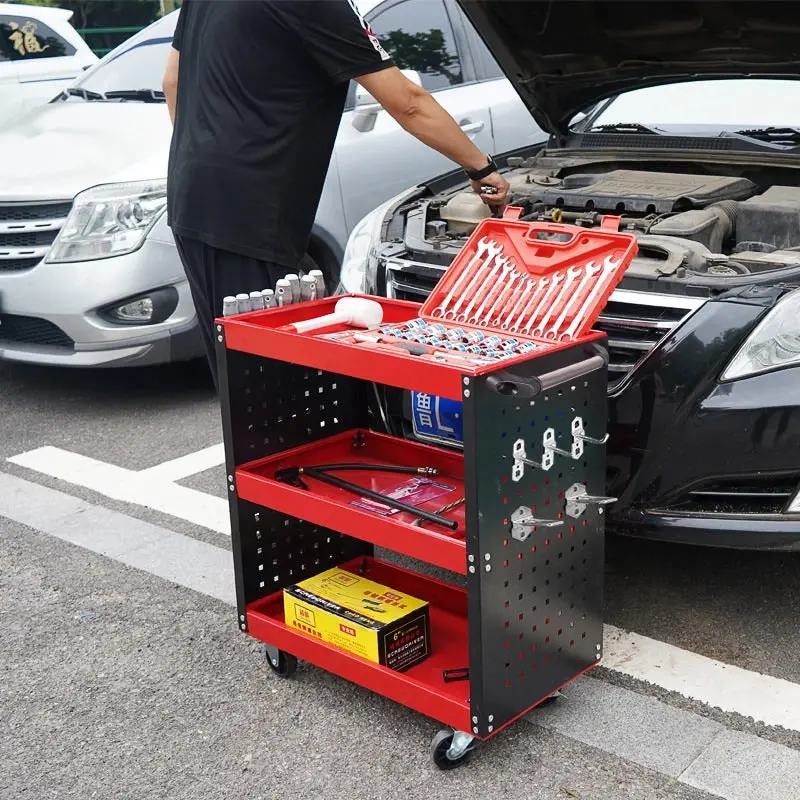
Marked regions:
[486,354,608,397]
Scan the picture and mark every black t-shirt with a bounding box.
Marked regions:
[167,0,394,267]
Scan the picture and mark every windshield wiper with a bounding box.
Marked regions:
[103,89,166,103]
[731,127,800,148]
[61,87,106,101]
[587,122,663,135]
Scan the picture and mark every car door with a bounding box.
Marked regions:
[336,0,495,231]
[0,17,21,129]
[0,11,80,120]
[454,9,548,154]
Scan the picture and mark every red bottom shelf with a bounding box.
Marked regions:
[246,557,471,733]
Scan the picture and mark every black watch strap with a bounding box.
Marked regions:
[465,156,498,181]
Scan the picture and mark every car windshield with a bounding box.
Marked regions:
[588,79,800,131]
[72,14,177,96]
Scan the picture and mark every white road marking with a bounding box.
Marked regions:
[139,443,225,482]
[0,472,234,605]
[2,470,799,800]
[603,625,800,733]
[7,446,231,536]
[6,443,800,735]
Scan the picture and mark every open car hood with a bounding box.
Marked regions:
[457,0,800,136]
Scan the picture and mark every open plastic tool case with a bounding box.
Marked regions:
[216,210,637,769]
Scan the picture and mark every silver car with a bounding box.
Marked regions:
[0,0,542,368]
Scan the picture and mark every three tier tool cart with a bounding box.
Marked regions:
[215,210,637,770]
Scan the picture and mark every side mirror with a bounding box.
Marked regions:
[352,69,423,133]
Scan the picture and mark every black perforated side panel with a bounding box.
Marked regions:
[216,340,372,623]
[462,343,608,737]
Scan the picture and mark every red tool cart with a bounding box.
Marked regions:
[216,210,637,769]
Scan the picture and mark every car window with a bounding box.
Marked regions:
[0,14,76,61]
[75,36,173,95]
[465,28,504,82]
[369,0,463,92]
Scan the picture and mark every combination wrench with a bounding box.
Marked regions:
[560,257,621,341]
[499,278,538,330]
[543,261,601,337]
[467,256,513,324]
[530,265,583,337]
[430,236,493,318]
[515,271,565,334]
[445,239,503,320]
[486,272,527,325]
[456,248,507,323]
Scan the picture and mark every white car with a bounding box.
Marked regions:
[0,3,98,129]
[0,0,542,368]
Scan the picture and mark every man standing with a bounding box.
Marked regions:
[163,0,510,391]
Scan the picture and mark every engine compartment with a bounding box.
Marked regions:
[425,165,800,280]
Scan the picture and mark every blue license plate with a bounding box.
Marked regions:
[411,392,464,447]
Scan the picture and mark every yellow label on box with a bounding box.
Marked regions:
[283,567,431,671]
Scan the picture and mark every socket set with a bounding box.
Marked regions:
[377,317,545,360]
[222,269,326,316]
[421,211,638,345]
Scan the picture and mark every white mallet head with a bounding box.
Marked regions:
[289,296,384,334]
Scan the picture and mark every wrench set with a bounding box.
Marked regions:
[428,234,624,343]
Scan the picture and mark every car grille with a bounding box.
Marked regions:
[0,201,72,273]
[0,314,75,350]
[660,476,800,516]
[383,259,702,386]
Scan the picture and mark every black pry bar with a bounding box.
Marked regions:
[275,466,458,530]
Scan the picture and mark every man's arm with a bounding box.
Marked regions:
[354,67,510,206]
[163,47,179,125]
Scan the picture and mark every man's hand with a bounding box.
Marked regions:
[472,172,510,210]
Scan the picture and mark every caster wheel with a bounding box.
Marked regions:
[539,690,564,708]
[430,729,474,770]
[266,649,297,678]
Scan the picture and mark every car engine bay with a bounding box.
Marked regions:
[418,157,800,286]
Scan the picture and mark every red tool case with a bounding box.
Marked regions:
[216,211,637,769]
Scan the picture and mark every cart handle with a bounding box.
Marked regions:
[486,354,607,398]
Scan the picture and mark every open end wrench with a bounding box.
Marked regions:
[486,271,526,325]
[506,275,548,332]
[560,257,621,341]
[467,256,512,324]
[431,236,493,318]
[456,247,506,322]
[543,261,601,338]
[445,240,503,320]
[531,265,583,337]
[515,271,564,334]
[499,279,537,330]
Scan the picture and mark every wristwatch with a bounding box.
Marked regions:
[465,155,498,181]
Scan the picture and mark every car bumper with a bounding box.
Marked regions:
[605,292,800,550]
[0,236,203,367]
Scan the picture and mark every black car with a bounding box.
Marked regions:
[339,0,800,551]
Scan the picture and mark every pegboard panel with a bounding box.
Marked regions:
[236,499,371,602]
[218,346,365,467]
[462,342,608,737]
[216,341,372,620]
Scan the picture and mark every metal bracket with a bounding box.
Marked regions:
[571,416,609,447]
[564,482,618,518]
[510,505,564,541]
[544,427,582,461]
[512,438,553,482]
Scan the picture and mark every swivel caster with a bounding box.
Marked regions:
[539,689,564,708]
[265,646,297,678]
[430,729,476,771]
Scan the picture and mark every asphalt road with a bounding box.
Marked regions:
[2,358,799,798]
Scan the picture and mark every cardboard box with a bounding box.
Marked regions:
[283,567,431,672]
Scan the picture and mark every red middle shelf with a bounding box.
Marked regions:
[235,429,468,574]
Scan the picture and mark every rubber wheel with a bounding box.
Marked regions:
[266,649,298,678]
[430,729,472,771]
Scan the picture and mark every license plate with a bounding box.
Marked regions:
[411,391,464,448]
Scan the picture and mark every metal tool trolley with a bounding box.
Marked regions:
[216,210,637,769]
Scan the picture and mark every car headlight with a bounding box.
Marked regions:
[721,287,800,380]
[46,179,167,264]
[340,202,393,294]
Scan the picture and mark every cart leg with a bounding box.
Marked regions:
[265,644,298,678]
[430,728,477,770]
